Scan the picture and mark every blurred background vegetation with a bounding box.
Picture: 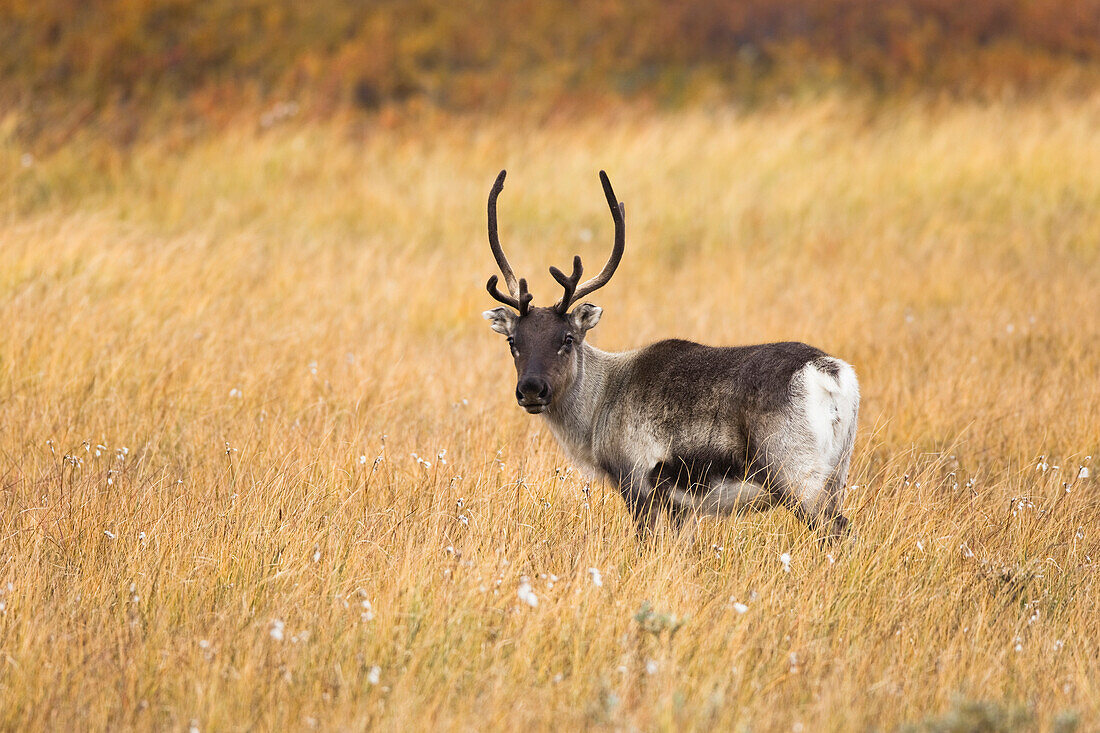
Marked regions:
[3,4,1100,730]
[4,0,1100,147]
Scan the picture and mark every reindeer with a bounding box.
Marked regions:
[481,170,859,541]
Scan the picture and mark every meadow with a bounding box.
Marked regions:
[1,95,1098,730]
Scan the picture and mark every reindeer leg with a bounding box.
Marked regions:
[793,496,852,544]
[667,505,701,548]
[621,463,686,541]
[813,491,854,544]
[620,473,662,541]
[791,454,856,544]
[767,471,852,544]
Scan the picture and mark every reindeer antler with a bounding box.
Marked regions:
[549,256,582,315]
[486,169,534,315]
[552,170,625,312]
[487,275,533,315]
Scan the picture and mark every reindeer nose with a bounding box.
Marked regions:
[516,376,551,404]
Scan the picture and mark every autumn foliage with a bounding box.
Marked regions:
[4,0,1100,139]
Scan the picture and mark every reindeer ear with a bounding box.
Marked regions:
[482,307,517,336]
[570,303,602,333]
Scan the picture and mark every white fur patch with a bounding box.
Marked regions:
[665,479,772,516]
[570,303,603,333]
[482,307,516,336]
[799,358,860,469]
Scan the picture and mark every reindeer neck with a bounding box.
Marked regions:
[543,342,624,465]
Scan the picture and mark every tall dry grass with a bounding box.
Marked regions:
[1,96,1098,731]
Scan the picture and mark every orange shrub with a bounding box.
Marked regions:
[3,0,1099,139]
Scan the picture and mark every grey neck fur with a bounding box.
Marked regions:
[542,342,624,474]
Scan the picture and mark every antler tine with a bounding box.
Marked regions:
[486,274,518,309]
[566,170,625,307]
[486,274,533,315]
[517,278,533,314]
[487,169,520,298]
[550,255,583,313]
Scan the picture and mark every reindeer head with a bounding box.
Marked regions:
[482,170,625,414]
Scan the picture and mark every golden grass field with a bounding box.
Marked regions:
[1,96,1099,731]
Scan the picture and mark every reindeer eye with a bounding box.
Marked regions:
[561,334,574,351]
